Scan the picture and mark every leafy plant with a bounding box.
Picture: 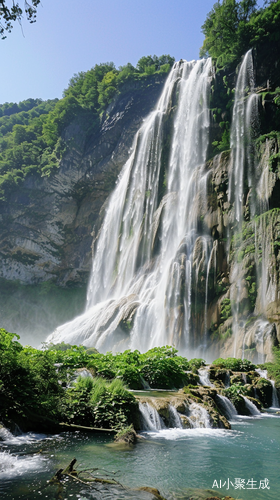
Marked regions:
[213,357,256,372]
[224,382,249,406]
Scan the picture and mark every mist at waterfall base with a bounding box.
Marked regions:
[1,412,280,500]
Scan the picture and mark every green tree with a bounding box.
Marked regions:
[200,0,258,68]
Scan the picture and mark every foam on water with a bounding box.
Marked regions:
[0,431,47,445]
[141,427,238,440]
[0,451,47,477]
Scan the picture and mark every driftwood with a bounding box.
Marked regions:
[50,458,123,487]
[58,422,117,433]
[50,459,168,499]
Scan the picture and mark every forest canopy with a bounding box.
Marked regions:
[200,0,280,69]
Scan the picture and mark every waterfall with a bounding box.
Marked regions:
[224,371,231,388]
[47,58,213,355]
[229,50,257,224]
[270,380,280,408]
[198,367,214,387]
[168,405,183,428]
[139,401,214,431]
[138,402,166,431]
[255,368,280,408]
[243,396,261,416]
[188,403,211,428]
[216,394,238,420]
[228,50,259,357]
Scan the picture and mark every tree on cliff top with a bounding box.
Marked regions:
[199,0,258,68]
[200,0,280,70]
[0,0,40,39]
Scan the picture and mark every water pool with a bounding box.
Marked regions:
[1,410,279,499]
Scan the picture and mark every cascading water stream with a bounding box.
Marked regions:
[228,50,259,357]
[168,405,183,429]
[255,368,280,408]
[243,396,261,416]
[216,394,238,420]
[188,403,211,428]
[138,403,166,431]
[198,367,214,387]
[47,58,213,355]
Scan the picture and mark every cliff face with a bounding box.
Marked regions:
[0,74,167,288]
[1,51,280,359]
[189,143,280,362]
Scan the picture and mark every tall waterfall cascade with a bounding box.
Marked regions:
[228,50,260,358]
[48,58,215,356]
[220,49,278,361]
[47,51,279,362]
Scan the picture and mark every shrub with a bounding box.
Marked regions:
[213,357,256,372]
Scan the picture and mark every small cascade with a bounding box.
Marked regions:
[243,396,261,416]
[255,368,280,408]
[139,375,151,390]
[188,403,211,428]
[0,426,15,442]
[216,395,238,420]
[224,371,231,388]
[138,402,166,431]
[168,405,183,428]
[255,368,267,379]
[198,367,214,387]
[270,380,280,408]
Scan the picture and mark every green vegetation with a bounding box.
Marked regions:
[0,54,174,200]
[0,331,190,430]
[86,345,190,390]
[61,376,137,430]
[224,382,249,406]
[200,0,280,70]
[212,357,256,371]
[220,298,232,322]
[0,328,137,430]
[265,345,280,388]
[1,328,280,430]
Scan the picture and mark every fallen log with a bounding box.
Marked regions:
[58,422,117,433]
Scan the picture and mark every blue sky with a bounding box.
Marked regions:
[1,0,221,104]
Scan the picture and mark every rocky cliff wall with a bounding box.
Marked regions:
[0,74,167,288]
